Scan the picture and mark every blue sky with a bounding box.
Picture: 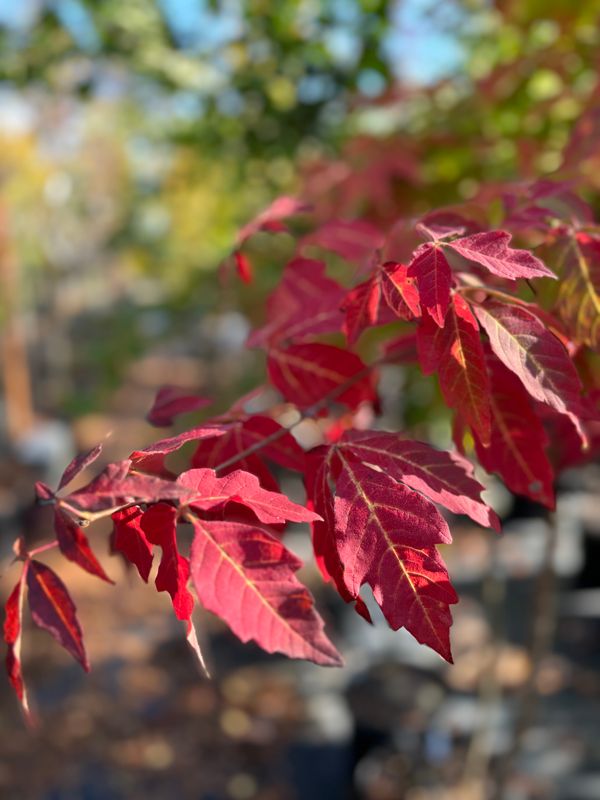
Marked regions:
[0,0,464,85]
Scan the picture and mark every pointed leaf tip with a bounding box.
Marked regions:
[26,561,89,671]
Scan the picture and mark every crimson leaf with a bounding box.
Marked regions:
[146,385,211,427]
[333,451,458,662]
[337,430,500,530]
[342,262,420,345]
[27,560,89,671]
[305,449,372,623]
[446,231,556,280]
[268,343,376,411]
[466,358,555,508]
[54,509,113,583]
[177,468,320,525]
[472,298,587,443]
[189,518,342,666]
[111,505,154,582]
[191,415,306,492]
[408,243,453,328]
[130,425,229,476]
[140,503,194,622]
[4,576,30,719]
[417,295,492,446]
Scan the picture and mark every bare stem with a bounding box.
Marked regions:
[58,499,136,524]
[27,539,59,558]
[456,285,533,307]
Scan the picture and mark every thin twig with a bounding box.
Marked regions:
[57,499,135,524]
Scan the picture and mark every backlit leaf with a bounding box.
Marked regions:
[468,358,555,508]
[473,298,587,443]
[408,243,452,327]
[417,295,492,445]
[178,468,320,525]
[447,231,556,280]
[556,233,600,349]
[267,343,376,411]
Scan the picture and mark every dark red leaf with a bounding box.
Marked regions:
[190,519,342,666]
[342,262,420,345]
[338,430,500,530]
[111,506,154,582]
[4,576,31,719]
[305,449,372,623]
[130,425,229,475]
[447,231,556,281]
[301,218,384,267]
[27,560,89,671]
[267,343,376,411]
[473,298,587,443]
[146,385,212,427]
[408,243,453,327]
[68,461,188,510]
[140,503,194,622]
[468,359,555,508]
[191,415,306,492]
[58,444,103,492]
[247,257,345,348]
[54,509,113,583]
[333,451,458,661]
[417,295,492,446]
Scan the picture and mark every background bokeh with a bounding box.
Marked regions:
[1,2,600,798]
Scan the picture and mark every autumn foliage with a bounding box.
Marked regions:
[5,146,600,723]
